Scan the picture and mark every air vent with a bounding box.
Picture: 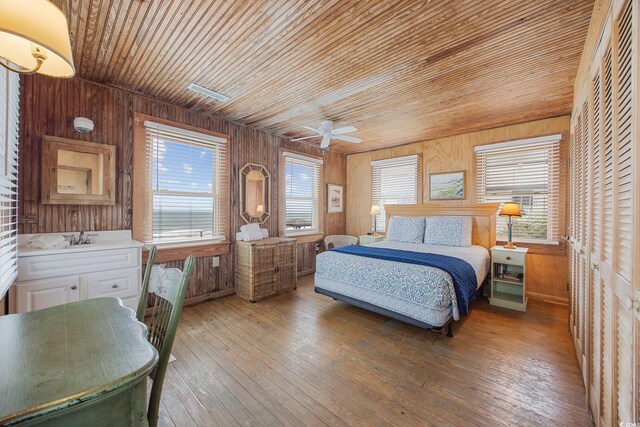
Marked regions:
[187,83,230,102]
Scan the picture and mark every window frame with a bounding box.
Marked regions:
[133,114,231,249]
[279,149,324,237]
[475,134,564,248]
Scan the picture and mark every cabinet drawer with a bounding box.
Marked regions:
[84,267,141,300]
[492,250,526,266]
[19,248,141,281]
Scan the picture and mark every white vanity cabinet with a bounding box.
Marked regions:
[12,231,143,314]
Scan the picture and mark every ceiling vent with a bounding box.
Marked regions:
[187,83,230,102]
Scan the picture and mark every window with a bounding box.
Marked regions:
[139,120,228,245]
[282,152,322,234]
[371,155,419,232]
[476,134,561,244]
[0,69,20,297]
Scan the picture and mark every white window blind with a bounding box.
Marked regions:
[142,121,227,245]
[0,69,19,298]
[371,155,419,232]
[475,135,561,244]
[283,152,322,234]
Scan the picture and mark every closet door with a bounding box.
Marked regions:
[611,0,636,421]
[589,67,603,417]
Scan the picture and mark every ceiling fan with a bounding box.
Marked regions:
[290,120,362,149]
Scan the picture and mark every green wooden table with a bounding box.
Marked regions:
[0,298,158,426]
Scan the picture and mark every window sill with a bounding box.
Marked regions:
[143,240,230,263]
[283,232,324,244]
[496,240,565,256]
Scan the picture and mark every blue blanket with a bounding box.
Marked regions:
[331,245,478,315]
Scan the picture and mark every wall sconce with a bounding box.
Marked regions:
[74,117,94,133]
[0,0,75,77]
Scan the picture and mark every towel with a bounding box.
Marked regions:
[236,228,269,241]
[243,230,264,241]
[240,223,261,234]
[28,235,67,249]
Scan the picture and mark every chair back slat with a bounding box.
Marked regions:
[136,245,157,322]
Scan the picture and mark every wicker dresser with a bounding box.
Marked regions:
[235,237,297,302]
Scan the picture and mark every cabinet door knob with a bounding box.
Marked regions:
[70,285,78,290]
[506,256,511,260]
[112,284,118,289]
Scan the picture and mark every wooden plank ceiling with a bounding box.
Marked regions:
[52,0,594,153]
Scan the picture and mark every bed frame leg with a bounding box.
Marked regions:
[446,322,453,337]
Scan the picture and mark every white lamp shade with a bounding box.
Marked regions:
[0,0,75,77]
[370,205,381,215]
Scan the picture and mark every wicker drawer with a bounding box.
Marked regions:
[235,238,297,302]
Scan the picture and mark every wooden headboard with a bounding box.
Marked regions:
[384,204,500,250]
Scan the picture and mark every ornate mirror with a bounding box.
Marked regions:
[240,163,270,224]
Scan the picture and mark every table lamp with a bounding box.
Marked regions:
[499,202,521,249]
[370,205,381,235]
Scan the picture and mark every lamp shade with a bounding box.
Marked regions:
[499,202,522,217]
[370,205,381,215]
[0,0,75,77]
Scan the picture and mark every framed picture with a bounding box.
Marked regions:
[327,184,343,213]
[429,171,465,200]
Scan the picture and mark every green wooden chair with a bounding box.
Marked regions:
[136,245,157,322]
[142,254,195,427]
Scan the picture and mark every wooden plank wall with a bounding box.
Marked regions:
[18,76,346,304]
[346,116,571,304]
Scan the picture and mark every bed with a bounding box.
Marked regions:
[314,204,499,336]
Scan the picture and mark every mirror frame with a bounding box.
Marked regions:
[41,135,116,205]
[239,163,270,224]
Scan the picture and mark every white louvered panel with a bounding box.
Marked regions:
[0,69,19,298]
[614,0,634,282]
[616,300,634,422]
[602,282,614,423]
[371,155,419,232]
[569,126,579,330]
[602,47,615,263]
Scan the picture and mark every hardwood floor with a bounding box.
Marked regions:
[156,275,591,427]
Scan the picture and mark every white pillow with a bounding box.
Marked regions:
[423,216,472,247]
[386,216,425,244]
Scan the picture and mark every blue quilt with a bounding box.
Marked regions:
[331,245,478,315]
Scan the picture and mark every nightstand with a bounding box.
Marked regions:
[359,234,385,245]
[490,246,528,312]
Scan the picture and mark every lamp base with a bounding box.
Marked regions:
[503,242,517,249]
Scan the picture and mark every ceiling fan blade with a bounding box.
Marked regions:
[302,125,321,134]
[332,125,357,135]
[333,134,362,144]
[320,134,331,149]
[290,135,319,142]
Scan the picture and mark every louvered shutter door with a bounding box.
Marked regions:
[0,69,19,298]
[590,71,603,412]
[613,0,634,421]
[601,44,615,426]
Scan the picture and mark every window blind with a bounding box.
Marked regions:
[476,135,561,244]
[283,152,322,234]
[371,155,419,232]
[0,69,19,298]
[142,121,227,245]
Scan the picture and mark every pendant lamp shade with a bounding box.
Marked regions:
[0,0,75,77]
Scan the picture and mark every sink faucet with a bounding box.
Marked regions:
[68,231,92,245]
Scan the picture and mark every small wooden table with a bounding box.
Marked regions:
[0,298,158,426]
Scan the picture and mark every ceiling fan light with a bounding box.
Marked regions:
[0,0,75,77]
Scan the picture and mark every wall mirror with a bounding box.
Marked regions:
[240,163,270,224]
[41,136,116,205]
